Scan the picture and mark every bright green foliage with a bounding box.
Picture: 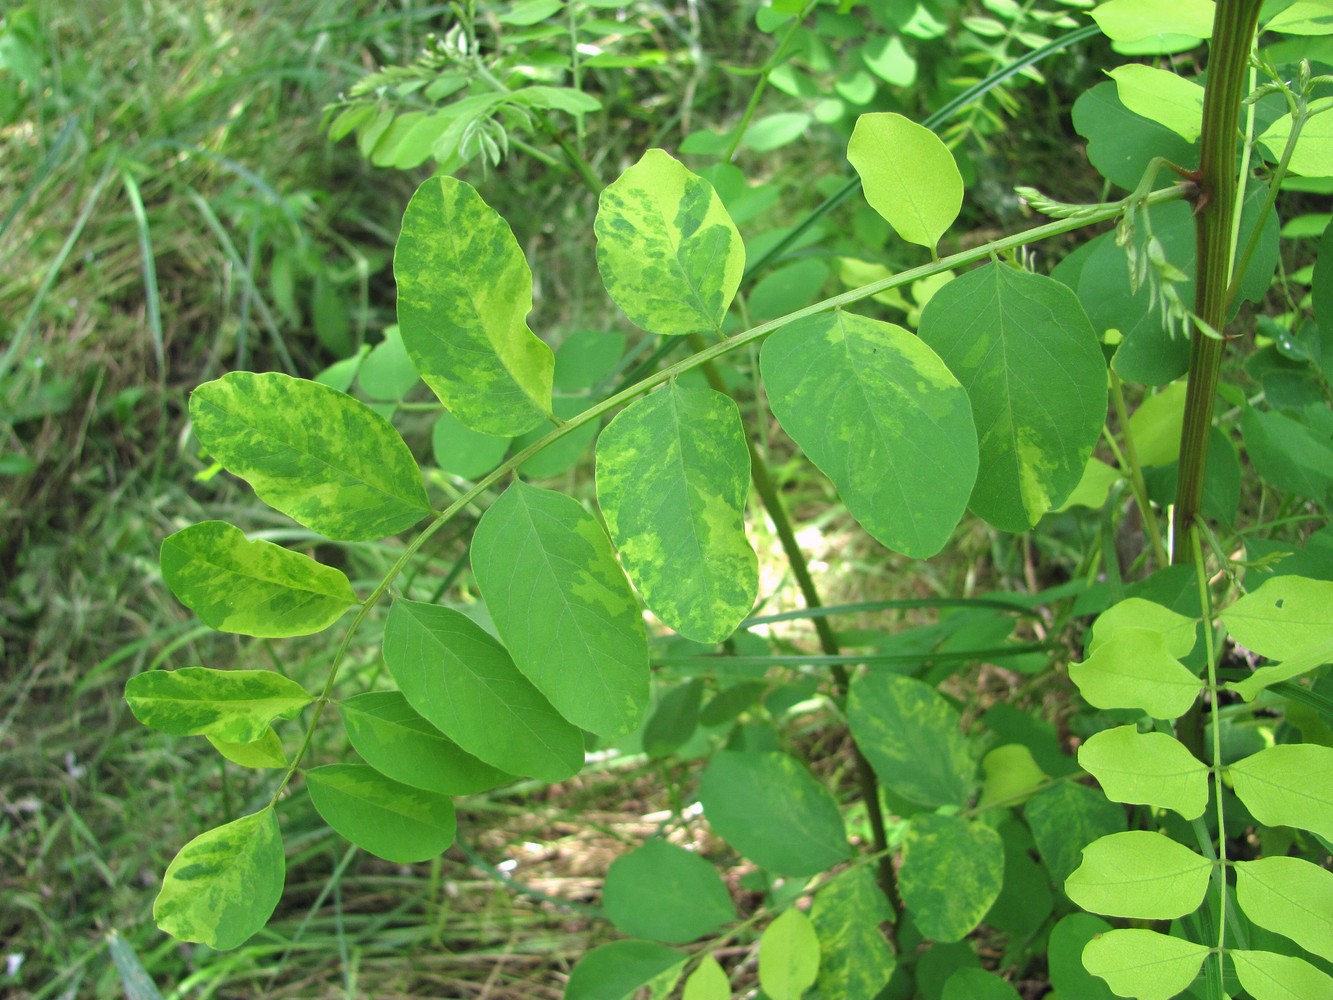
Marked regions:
[1072,83,1198,194]
[1077,726,1209,819]
[1088,598,1197,658]
[1065,830,1211,919]
[305,763,456,863]
[1080,929,1209,1000]
[697,751,849,876]
[942,968,1021,1000]
[1107,65,1204,142]
[190,372,431,540]
[207,729,286,769]
[1234,857,1333,961]
[124,667,311,743]
[1068,628,1203,719]
[431,410,510,479]
[1048,914,1118,1000]
[594,149,743,336]
[153,809,284,951]
[338,691,513,795]
[381,599,584,782]
[1090,0,1213,47]
[847,672,975,807]
[471,482,649,737]
[564,940,686,1000]
[596,384,757,642]
[758,907,819,1000]
[681,954,729,1000]
[358,326,419,402]
[160,521,357,637]
[394,175,554,435]
[1260,112,1333,179]
[847,113,962,252]
[1025,782,1127,887]
[809,867,896,1000]
[918,264,1105,531]
[899,813,1004,942]
[1231,949,1333,1000]
[761,312,978,558]
[600,840,735,944]
[1227,744,1333,840]
[1222,575,1333,697]
[977,743,1047,807]
[1126,383,1188,467]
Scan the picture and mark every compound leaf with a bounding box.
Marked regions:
[918,264,1106,531]
[382,599,584,782]
[1234,857,1333,961]
[899,813,1004,942]
[1231,949,1333,1000]
[1081,929,1208,1000]
[395,175,554,435]
[1065,831,1211,919]
[191,372,430,540]
[698,751,849,876]
[761,311,977,558]
[848,112,962,251]
[339,691,513,796]
[1227,744,1333,840]
[305,763,456,863]
[1069,627,1203,719]
[596,384,756,643]
[154,808,284,950]
[601,839,735,944]
[595,149,743,336]
[472,482,649,737]
[125,667,311,743]
[1078,726,1209,820]
[161,521,357,637]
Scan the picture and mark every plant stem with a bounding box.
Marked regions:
[687,334,899,919]
[720,0,818,163]
[1109,372,1168,569]
[1173,0,1263,759]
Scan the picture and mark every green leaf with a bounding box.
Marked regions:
[357,326,420,402]
[1072,81,1198,192]
[642,678,704,759]
[160,521,357,637]
[553,330,627,392]
[381,599,584,782]
[1089,597,1198,659]
[977,744,1047,808]
[1025,782,1127,887]
[394,175,554,435]
[511,395,599,480]
[1127,381,1189,467]
[191,373,431,541]
[1234,857,1333,961]
[564,940,687,1000]
[207,728,286,769]
[1068,628,1203,719]
[682,955,730,1000]
[1048,914,1120,1000]
[1228,744,1333,840]
[918,264,1106,531]
[1081,929,1208,1000]
[601,839,735,944]
[1266,1,1333,34]
[698,751,849,876]
[759,908,820,1000]
[339,691,513,795]
[1231,949,1333,1000]
[847,113,963,251]
[760,312,978,558]
[1260,111,1333,179]
[1065,830,1211,919]
[986,820,1054,938]
[594,149,744,336]
[809,867,896,1000]
[1090,0,1213,44]
[942,968,1021,1000]
[472,482,649,737]
[1242,406,1333,503]
[1221,575,1333,660]
[431,409,510,480]
[847,672,976,807]
[596,384,757,642]
[899,813,1004,942]
[153,808,284,950]
[1078,726,1209,820]
[1107,65,1205,142]
[305,763,455,864]
[106,929,164,1000]
[125,667,311,743]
